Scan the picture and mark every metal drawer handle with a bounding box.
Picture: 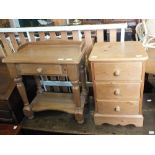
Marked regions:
[115,106,120,112]
[36,67,43,73]
[114,89,120,95]
[114,70,120,76]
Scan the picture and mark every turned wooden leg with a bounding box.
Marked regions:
[14,77,33,119]
[34,76,43,94]
[72,81,84,124]
[80,63,88,104]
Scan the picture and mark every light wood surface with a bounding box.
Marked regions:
[39,32,46,41]
[89,41,148,62]
[61,31,68,40]
[16,64,64,75]
[89,41,148,127]
[95,82,141,100]
[96,30,104,42]
[29,32,36,42]
[145,48,155,74]
[93,62,142,81]
[8,33,18,52]
[31,92,75,113]
[72,31,80,41]
[49,32,57,40]
[3,40,86,64]
[18,32,27,44]
[96,100,139,115]
[109,29,117,42]
[2,39,87,124]
[94,113,143,127]
[0,33,12,56]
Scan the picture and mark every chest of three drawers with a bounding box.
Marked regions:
[89,41,148,127]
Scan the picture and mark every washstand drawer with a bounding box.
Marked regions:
[96,100,139,115]
[16,64,65,75]
[95,82,141,100]
[93,62,142,81]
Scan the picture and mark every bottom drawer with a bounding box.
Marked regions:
[96,100,139,115]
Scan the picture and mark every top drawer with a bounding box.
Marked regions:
[16,64,65,75]
[93,62,142,81]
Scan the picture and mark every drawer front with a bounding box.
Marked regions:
[16,64,65,75]
[93,62,142,81]
[96,101,139,115]
[95,82,141,100]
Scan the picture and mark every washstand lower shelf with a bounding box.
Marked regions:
[31,92,85,123]
[32,92,76,113]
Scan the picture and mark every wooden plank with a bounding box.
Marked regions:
[84,30,93,47]
[0,33,12,56]
[39,32,46,41]
[93,62,142,81]
[96,30,104,42]
[29,32,36,42]
[96,100,139,115]
[110,29,117,42]
[72,31,80,41]
[8,33,19,52]
[58,31,68,92]
[95,82,141,100]
[18,32,26,44]
[94,113,143,127]
[0,44,6,57]
[84,30,93,82]
[49,32,57,40]
[61,31,68,40]
[31,92,75,114]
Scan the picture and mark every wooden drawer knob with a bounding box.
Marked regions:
[115,106,120,112]
[114,89,120,95]
[114,70,120,76]
[36,67,43,73]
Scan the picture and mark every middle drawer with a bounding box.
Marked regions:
[95,82,141,100]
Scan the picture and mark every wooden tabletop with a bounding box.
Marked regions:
[89,41,148,62]
[3,40,86,64]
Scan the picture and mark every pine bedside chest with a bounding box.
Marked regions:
[89,41,148,127]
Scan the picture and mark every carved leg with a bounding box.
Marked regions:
[80,63,88,104]
[34,76,43,94]
[72,81,84,124]
[14,77,33,119]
